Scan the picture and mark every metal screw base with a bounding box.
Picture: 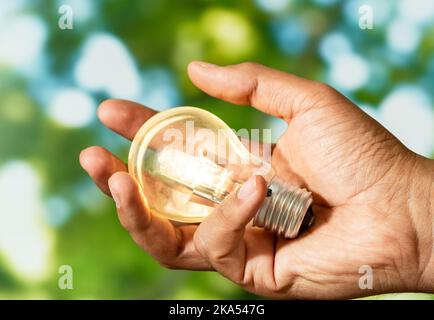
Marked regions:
[253,178,314,238]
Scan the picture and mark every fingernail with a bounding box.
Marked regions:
[237,176,257,201]
[109,183,121,209]
[79,150,90,172]
[112,191,121,209]
[194,61,217,69]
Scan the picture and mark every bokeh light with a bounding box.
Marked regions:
[48,88,96,128]
[387,19,421,54]
[397,0,434,25]
[74,33,142,100]
[312,0,340,7]
[344,0,393,27]
[43,196,72,227]
[201,8,256,62]
[0,15,47,72]
[271,18,308,55]
[0,0,30,21]
[319,31,352,64]
[140,67,181,111]
[0,161,53,282]
[56,0,96,23]
[1,91,36,123]
[255,0,292,13]
[380,86,434,157]
[328,52,370,91]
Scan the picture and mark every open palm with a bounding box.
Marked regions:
[80,62,433,299]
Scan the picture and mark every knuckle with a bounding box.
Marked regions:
[275,272,306,299]
[118,218,130,231]
[301,81,344,113]
[233,276,249,288]
[149,248,182,270]
[206,249,226,263]
[141,243,181,270]
[237,61,261,71]
[117,214,133,232]
[312,81,340,99]
[273,279,293,296]
[157,258,178,270]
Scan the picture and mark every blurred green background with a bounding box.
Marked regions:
[0,0,433,299]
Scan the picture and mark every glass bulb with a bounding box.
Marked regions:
[128,107,314,238]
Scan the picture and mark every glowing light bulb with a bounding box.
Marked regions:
[129,107,314,238]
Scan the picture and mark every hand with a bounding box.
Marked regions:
[80,62,434,299]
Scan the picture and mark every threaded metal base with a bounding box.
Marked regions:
[253,178,313,238]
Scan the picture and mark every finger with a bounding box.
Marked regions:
[188,61,337,121]
[98,99,157,140]
[193,175,268,283]
[79,146,127,196]
[108,172,212,270]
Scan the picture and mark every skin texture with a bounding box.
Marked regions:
[80,62,434,299]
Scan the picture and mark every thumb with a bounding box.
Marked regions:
[188,61,335,121]
[194,175,267,283]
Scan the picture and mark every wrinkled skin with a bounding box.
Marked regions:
[80,62,434,299]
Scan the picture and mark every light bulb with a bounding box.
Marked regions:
[128,107,314,238]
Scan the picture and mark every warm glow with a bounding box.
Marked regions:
[0,161,54,282]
